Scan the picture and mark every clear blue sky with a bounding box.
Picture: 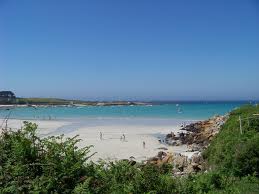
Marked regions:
[1,0,259,100]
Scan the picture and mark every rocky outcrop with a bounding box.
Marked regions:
[146,151,173,165]
[146,151,205,176]
[165,115,226,150]
[173,153,205,175]
[147,115,227,175]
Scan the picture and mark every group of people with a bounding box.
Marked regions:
[99,132,126,141]
[99,132,146,148]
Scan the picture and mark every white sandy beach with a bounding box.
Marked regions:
[1,118,193,162]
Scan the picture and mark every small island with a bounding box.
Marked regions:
[0,91,151,107]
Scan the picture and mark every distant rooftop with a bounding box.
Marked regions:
[0,91,16,104]
[0,91,16,98]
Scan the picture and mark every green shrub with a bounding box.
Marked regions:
[232,133,259,177]
[175,171,226,194]
[203,105,259,176]
[0,122,93,193]
[74,161,176,194]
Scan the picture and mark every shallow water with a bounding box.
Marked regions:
[0,101,250,120]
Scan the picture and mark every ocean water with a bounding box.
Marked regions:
[0,102,251,120]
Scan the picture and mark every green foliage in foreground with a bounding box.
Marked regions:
[176,171,259,194]
[204,105,259,177]
[0,105,259,193]
[0,122,94,193]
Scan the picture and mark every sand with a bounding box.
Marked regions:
[0,117,192,162]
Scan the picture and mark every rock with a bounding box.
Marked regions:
[162,115,227,175]
[184,162,202,174]
[157,151,167,159]
[198,164,204,171]
[173,154,188,170]
[146,152,173,166]
[171,152,206,175]
[165,115,227,150]
[191,153,204,164]
[175,140,182,146]
[166,139,177,146]
[166,133,172,138]
[162,154,173,163]
[191,163,202,172]
[185,165,195,174]
[187,144,201,152]
[147,156,159,164]
[157,154,173,165]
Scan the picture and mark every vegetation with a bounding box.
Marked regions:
[0,105,259,193]
[203,105,259,177]
[14,98,147,106]
[16,98,80,105]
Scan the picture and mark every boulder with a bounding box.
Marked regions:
[173,154,188,170]
[191,153,204,165]
[147,157,160,164]
[157,151,167,159]
[187,144,201,152]
[184,163,202,174]
[175,140,182,146]
[185,165,195,174]
[157,154,173,165]
[166,133,172,138]
[166,139,177,146]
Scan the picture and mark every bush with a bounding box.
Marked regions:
[203,105,259,176]
[0,122,94,193]
[175,171,226,194]
[232,133,259,177]
[73,161,176,194]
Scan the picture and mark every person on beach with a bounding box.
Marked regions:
[143,141,146,149]
[100,132,103,140]
[122,134,125,141]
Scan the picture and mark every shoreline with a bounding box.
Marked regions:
[0,101,151,108]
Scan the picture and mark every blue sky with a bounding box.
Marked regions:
[1,0,259,100]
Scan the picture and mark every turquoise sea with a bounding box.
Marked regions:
[0,101,254,120]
